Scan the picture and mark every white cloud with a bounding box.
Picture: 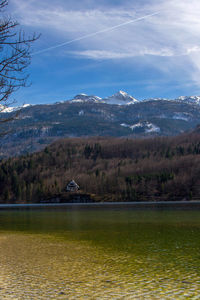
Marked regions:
[72,48,175,60]
[11,0,200,55]
[9,0,200,84]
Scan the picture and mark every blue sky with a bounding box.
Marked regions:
[7,0,200,105]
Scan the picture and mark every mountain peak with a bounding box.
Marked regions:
[103,91,138,105]
[71,94,102,103]
[176,95,200,105]
[74,94,89,100]
[116,90,129,96]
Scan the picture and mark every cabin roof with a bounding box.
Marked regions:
[67,180,79,187]
[66,180,79,191]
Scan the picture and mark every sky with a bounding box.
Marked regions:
[6,0,200,105]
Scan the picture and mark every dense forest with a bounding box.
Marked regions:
[0,131,200,203]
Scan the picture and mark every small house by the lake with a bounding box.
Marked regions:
[66,180,79,192]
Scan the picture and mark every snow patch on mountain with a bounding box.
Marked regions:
[121,121,160,133]
[71,94,102,103]
[103,91,138,105]
[0,104,31,113]
[176,96,200,105]
[172,112,190,121]
[121,122,143,130]
[78,110,84,116]
[145,122,160,133]
[20,115,32,120]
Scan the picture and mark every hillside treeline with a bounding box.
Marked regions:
[0,133,200,203]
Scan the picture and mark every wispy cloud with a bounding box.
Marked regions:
[11,0,200,56]
[32,11,161,56]
[10,0,200,85]
[72,48,175,60]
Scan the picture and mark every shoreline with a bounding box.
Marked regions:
[0,200,200,209]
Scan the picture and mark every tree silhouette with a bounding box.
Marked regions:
[0,0,39,127]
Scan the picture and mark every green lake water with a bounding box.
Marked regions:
[0,206,200,299]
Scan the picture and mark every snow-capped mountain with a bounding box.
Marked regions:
[2,92,200,112]
[70,94,102,103]
[1,91,200,158]
[103,90,138,105]
[0,104,31,113]
[70,91,138,105]
[176,96,200,105]
[70,92,200,106]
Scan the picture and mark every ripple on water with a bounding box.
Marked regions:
[0,233,199,299]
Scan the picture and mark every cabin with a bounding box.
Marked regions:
[66,180,79,192]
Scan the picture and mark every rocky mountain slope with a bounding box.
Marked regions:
[1,91,200,157]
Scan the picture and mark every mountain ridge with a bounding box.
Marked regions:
[69,91,200,106]
[2,90,200,111]
[1,91,200,158]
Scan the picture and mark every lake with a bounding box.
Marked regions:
[0,204,200,299]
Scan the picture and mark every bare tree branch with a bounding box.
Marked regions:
[0,0,40,132]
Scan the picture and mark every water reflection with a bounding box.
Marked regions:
[0,208,200,299]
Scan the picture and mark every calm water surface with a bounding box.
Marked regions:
[0,206,200,299]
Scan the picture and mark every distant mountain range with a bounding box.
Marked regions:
[1,90,200,158]
[70,91,138,105]
[2,91,200,111]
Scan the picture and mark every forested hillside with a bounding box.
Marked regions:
[1,97,200,158]
[1,132,200,203]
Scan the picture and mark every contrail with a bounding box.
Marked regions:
[32,11,161,56]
